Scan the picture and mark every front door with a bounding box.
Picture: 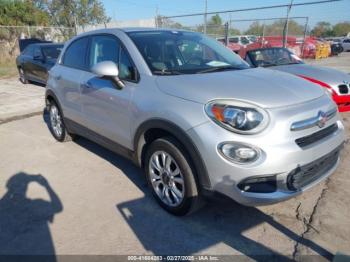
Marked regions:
[80,34,137,149]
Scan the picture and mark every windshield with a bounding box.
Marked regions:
[247,36,257,42]
[248,48,304,67]
[128,31,249,75]
[42,45,63,59]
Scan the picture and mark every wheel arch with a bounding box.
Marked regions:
[45,89,62,112]
[134,119,212,190]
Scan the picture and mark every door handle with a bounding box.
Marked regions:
[54,75,61,80]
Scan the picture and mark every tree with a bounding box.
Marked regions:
[34,0,110,30]
[265,19,304,36]
[0,0,49,26]
[156,16,187,29]
[209,14,222,26]
[311,21,333,37]
[244,21,264,35]
[206,14,223,36]
[332,22,350,37]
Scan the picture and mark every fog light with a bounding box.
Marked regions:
[238,175,277,193]
[219,142,260,164]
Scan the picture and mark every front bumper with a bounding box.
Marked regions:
[187,95,345,206]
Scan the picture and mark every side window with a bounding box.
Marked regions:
[23,46,34,57]
[63,37,89,69]
[34,47,42,58]
[89,35,120,68]
[88,35,136,81]
[119,47,134,81]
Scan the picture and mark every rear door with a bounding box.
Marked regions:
[31,46,46,82]
[21,45,35,78]
[79,34,137,149]
[53,37,89,124]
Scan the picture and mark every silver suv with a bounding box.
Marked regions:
[46,28,345,215]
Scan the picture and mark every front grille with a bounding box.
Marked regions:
[287,145,341,191]
[338,84,349,94]
[295,123,338,148]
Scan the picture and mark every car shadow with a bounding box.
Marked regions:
[116,182,333,261]
[41,110,333,260]
[0,172,62,261]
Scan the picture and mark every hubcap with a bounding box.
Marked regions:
[49,105,63,138]
[19,69,25,82]
[149,151,185,207]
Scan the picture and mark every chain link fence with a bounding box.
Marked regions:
[157,14,310,58]
[0,25,75,64]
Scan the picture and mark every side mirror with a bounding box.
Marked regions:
[34,55,44,61]
[91,61,125,89]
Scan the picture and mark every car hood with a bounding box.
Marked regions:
[271,64,350,87]
[155,68,324,108]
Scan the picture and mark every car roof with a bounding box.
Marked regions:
[121,27,190,33]
[78,27,194,37]
[30,43,64,47]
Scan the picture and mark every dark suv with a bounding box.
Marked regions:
[16,43,63,85]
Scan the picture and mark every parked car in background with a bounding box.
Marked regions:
[340,38,350,52]
[16,43,63,85]
[216,37,243,56]
[46,28,344,215]
[245,47,350,112]
[330,40,344,56]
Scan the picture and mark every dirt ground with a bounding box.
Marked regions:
[0,53,349,260]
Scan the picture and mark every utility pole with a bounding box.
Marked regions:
[204,0,208,34]
[283,0,293,48]
[301,17,309,57]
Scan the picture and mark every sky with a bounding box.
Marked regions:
[102,0,350,29]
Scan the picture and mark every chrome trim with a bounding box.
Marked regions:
[291,108,337,131]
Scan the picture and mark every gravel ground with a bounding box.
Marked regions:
[0,54,349,260]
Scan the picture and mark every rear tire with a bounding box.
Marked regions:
[144,137,204,216]
[48,101,73,142]
[18,67,28,84]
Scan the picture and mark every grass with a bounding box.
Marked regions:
[0,61,17,79]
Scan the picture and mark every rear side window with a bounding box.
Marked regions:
[62,37,89,70]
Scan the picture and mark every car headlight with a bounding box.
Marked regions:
[205,100,269,134]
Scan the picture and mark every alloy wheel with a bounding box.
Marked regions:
[149,151,185,207]
[49,104,63,138]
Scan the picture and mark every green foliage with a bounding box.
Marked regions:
[332,22,350,37]
[229,28,241,36]
[33,0,110,28]
[0,0,110,29]
[311,21,333,37]
[0,0,49,26]
[208,14,222,26]
[244,21,264,35]
[311,21,350,37]
[244,19,305,36]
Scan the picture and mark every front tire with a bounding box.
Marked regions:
[144,137,203,216]
[48,101,73,142]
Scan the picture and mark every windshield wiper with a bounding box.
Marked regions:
[197,66,243,74]
[153,70,182,75]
